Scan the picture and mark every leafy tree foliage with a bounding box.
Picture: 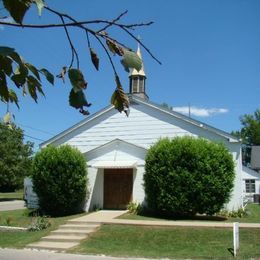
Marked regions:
[144,137,235,216]
[0,0,160,118]
[0,122,33,192]
[237,109,260,146]
[32,145,88,216]
[231,109,260,165]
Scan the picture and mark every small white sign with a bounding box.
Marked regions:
[233,222,239,257]
[24,177,39,209]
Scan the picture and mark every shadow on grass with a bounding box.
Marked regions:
[227,247,234,257]
[136,210,227,221]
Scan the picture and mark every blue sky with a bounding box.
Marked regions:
[1,0,260,150]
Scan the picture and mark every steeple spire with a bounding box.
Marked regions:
[129,42,148,100]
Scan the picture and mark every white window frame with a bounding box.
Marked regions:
[245,179,255,193]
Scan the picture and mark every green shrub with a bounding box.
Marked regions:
[127,202,141,215]
[28,215,51,231]
[32,145,88,216]
[218,208,248,218]
[144,137,235,216]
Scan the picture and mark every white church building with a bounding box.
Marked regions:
[41,46,243,212]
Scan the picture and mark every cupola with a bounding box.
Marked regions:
[129,44,148,100]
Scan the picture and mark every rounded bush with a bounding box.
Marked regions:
[144,137,235,216]
[32,145,88,216]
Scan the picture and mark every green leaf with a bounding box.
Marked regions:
[25,63,40,80]
[0,71,9,102]
[33,0,44,16]
[3,0,32,24]
[3,112,11,124]
[0,56,13,76]
[111,76,129,115]
[40,68,54,85]
[68,69,87,92]
[111,89,124,113]
[106,39,123,56]
[90,48,99,71]
[9,51,23,65]
[27,75,45,97]
[69,89,89,109]
[8,89,19,108]
[0,46,15,56]
[121,49,142,73]
[27,81,38,102]
[17,64,29,78]
[26,75,44,102]
[11,73,26,88]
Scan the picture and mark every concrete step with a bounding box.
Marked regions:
[59,224,100,230]
[26,241,78,251]
[41,234,87,242]
[51,229,95,236]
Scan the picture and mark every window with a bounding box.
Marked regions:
[139,78,144,92]
[132,77,138,92]
[245,179,255,193]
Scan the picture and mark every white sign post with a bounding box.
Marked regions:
[233,222,239,257]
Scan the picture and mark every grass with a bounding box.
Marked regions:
[0,190,23,201]
[0,228,54,249]
[69,224,260,259]
[0,209,31,227]
[227,203,260,223]
[0,209,86,248]
[119,203,260,223]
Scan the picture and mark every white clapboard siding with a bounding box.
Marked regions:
[63,105,193,153]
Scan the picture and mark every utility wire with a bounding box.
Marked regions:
[17,123,55,136]
[24,134,45,142]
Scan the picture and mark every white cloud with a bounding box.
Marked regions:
[0,17,14,30]
[172,106,229,117]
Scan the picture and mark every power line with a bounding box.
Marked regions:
[24,134,45,142]
[17,123,55,136]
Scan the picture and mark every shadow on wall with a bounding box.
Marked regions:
[89,169,104,211]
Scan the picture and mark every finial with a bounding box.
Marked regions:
[136,35,142,58]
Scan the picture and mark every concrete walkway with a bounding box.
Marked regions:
[25,210,260,252]
[0,200,25,211]
[26,211,126,251]
[72,210,260,229]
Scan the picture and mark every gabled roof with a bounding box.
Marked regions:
[40,105,115,148]
[84,138,147,156]
[41,96,240,148]
[129,95,240,143]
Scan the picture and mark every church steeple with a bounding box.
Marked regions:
[129,43,149,100]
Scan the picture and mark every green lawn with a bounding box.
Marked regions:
[0,190,23,201]
[227,203,260,223]
[0,209,86,248]
[0,229,54,249]
[0,209,31,227]
[69,224,260,259]
[119,203,260,223]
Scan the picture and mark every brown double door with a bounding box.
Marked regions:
[103,169,133,209]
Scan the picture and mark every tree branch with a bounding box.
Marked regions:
[59,15,79,69]
[0,5,160,64]
[96,10,128,34]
